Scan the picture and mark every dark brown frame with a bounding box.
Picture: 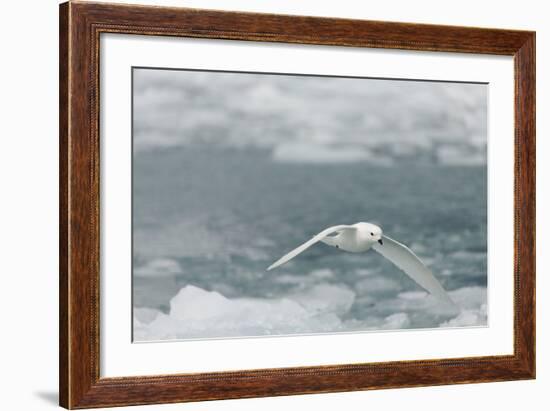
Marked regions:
[59,1,535,409]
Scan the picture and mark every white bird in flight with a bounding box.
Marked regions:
[267,222,454,306]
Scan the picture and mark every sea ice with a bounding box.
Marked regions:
[133,283,487,341]
[134,283,354,341]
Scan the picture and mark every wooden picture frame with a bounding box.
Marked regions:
[59,1,535,408]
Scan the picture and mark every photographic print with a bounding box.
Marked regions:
[60,5,535,406]
[132,68,488,342]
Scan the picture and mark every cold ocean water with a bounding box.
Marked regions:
[132,146,487,341]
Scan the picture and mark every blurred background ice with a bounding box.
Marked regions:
[132,68,487,341]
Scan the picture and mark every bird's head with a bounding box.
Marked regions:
[359,222,384,245]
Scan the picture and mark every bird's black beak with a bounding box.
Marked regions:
[378,239,383,245]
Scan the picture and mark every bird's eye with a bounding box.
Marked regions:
[370,232,374,236]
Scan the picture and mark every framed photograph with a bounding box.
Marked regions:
[59,2,535,409]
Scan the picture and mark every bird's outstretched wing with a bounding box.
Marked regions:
[372,235,455,306]
[267,225,355,271]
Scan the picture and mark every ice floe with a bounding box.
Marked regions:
[134,282,487,341]
[134,284,354,341]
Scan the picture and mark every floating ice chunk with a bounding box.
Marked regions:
[134,307,161,325]
[440,269,453,277]
[436,145,486,166]
[272,143,370,164]
[355,268,377,277]
[447,286,486,309]
[310,268,334,280]
[437,287,488,327]
[134,308,162,339]
[398,291,428,300]
[135,284,354,341]
[374,286,487,329]
[382,313,410,329]
[169,285,231,321]
[440,304,487,327]
[379,288,460,317]
[134,258,182,277]
[272,142,393,165]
